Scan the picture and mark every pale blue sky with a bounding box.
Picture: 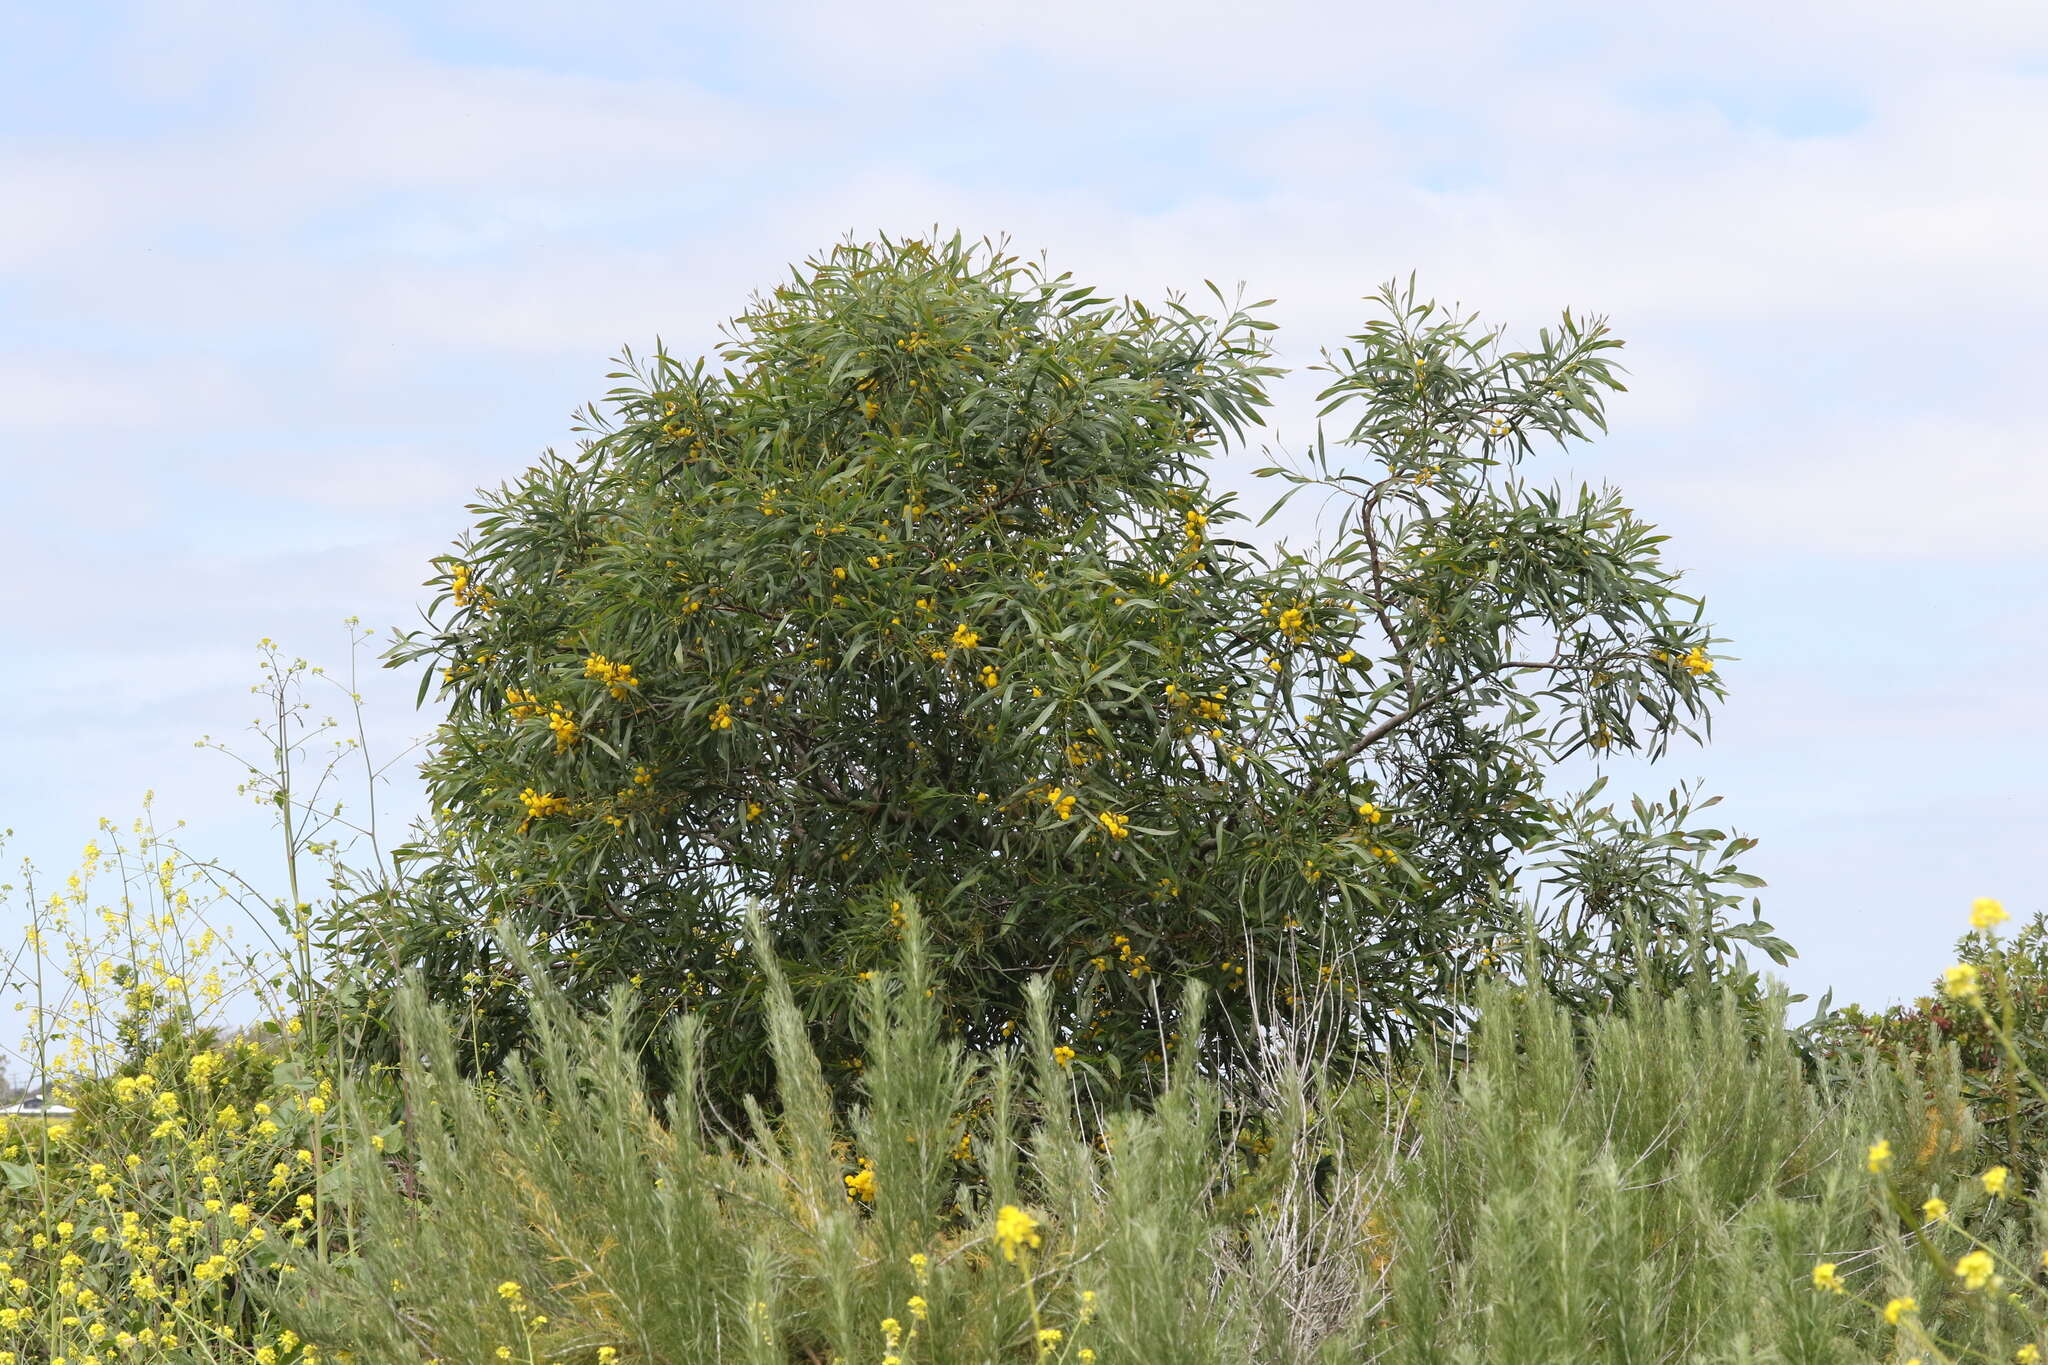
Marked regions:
[3,0,2043,1013]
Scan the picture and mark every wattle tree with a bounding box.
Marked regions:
[330,234,1782,1100]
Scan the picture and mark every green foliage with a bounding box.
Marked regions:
[274,920,2027,1364]
[335,234,1764,1101]
[1371,982,1986,1363]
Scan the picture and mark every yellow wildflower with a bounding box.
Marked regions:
[995,1204,1041,1262]
[1943,963,1983,1004]
[1097,811,1130,839]
[1956,1248,1998,1290]
[1052,1046,1076,1068]
[1971,897,2010,929]
[1811,1262,1845,1294]
[1866,1139,1892,1173]
[1983,1165,2010,1197]
[1884,1296,1916,1325]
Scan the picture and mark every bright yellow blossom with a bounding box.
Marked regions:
[1956,1248,1998,1290]
[583,654,640,700]
[1943,963,1983,1004]
[995,1204,1041,1262]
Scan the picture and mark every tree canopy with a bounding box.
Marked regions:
[333,234,1783,1099]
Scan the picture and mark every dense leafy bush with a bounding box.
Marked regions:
[338,235,1766,1101]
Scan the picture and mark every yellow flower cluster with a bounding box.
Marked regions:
[1943,963,1983,1004]
[518,788,570,829]
[994,1205,1041,1262]
[545,702,581,753]
[2,838,335,1363]
[583,654,640,700]
[1111,934,1149,979]
[450,561,495,612]
[1653,645,1714,676]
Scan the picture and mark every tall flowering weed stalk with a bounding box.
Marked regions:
[1818,898,2048,1365]
[0,629,409,1363]
[0,819,324,1363]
